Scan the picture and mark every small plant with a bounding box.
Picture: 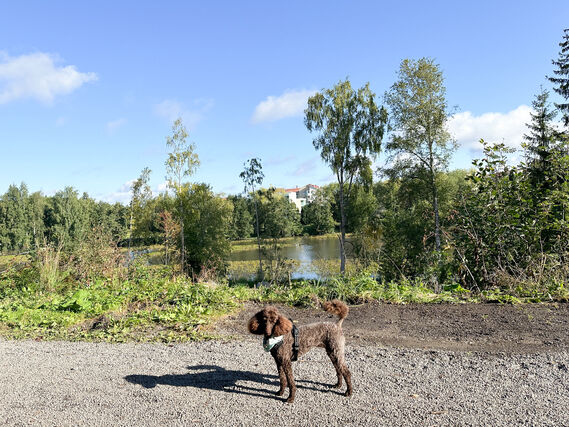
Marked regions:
[34,242,66,292]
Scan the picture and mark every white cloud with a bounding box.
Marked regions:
[448,105,532,151]
[252,89,316,124]
[106,118,127,133]
[156,181,170,193]
[0,52,97,104]
[154,98,214,128]
[100,180,136,204]
[101,179,171,204]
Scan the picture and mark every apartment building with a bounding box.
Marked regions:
[284,184,319,212]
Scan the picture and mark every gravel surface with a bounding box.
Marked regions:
[1,338,568,426]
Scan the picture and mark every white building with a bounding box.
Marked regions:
[284,184,319,212]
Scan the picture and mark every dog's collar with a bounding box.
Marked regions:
[263,335,284,352]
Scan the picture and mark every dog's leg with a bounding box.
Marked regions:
[342,363,353,397]
[326,348,343,389]
[282,360,296,403]
[275,359,287,396]
[326,341,352,397]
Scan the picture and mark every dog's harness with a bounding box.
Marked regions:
[291,319,300,362]
[262,319,300,360]
[263,335,283,352]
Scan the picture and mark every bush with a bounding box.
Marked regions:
[70,226,126,284]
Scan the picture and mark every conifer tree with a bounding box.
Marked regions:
[522,87,559,191]
[548,28,569,127]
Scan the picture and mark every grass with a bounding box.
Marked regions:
[0,262,255,342]
[1,248,567,343]
[1,261,462,342]
[0,254,30,272]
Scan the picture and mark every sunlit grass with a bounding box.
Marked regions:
[0,254,30,271]
[2,244,567,343]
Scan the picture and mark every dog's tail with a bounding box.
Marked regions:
[321,299,349,327]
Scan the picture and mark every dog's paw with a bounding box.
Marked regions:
[331,381,342,389]
[344,389,352,397]
[275,389,285,397]
[286,396,295,404]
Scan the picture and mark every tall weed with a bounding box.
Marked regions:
[71,226,125,284]
[34,243,66,292]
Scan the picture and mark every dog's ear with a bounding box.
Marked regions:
[272,315,292,336]
[248,314,262,334]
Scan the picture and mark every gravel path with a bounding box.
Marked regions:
[1,338,568,426]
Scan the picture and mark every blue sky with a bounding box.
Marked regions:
[0,1,567,203]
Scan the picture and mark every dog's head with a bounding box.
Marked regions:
[248,306,292,338]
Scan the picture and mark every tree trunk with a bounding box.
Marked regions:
[179,197,185,274]
[428,167,442,293]
[254,196,264,281]
[338,182,347,274]
[128,209,133,255]
[432,172,441,252]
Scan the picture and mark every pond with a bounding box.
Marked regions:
[229,235,349,280]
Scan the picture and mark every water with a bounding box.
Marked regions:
[230,236,343,279]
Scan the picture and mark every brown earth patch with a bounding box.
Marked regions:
[213,301,569,354]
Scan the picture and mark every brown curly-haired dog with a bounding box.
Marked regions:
[248,299,352,403]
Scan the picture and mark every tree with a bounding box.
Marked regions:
[522,88,560,193]
[384,58,456,255]
[27,191,46,248]
[522,88,569,251]
[90,201,129,242]
[256,188,301,283]
[305,78,387,273]
[548,28,569,127]
[301,192,335,235]
[129,167,152,251]
[0,184,31,252]
[165,118,200,274]
[228,195,254,240]
[183,184,233,275]
[44,187,90,250]
[257,188,302,239]
[345,184,378,233]
[158,209,179,266]
[240,158,265,280]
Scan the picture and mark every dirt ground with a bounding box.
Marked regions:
[214,301,569,354]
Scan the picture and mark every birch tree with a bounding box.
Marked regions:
[384,58,456,254]
[305,79,387,273]
[165,118,200,274]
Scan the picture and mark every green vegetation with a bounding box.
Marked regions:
[305,78,387,273]
[2,257,566,343]
[0,262,243,342]
[384,58,456,258]
[2,30,569,342]
[240,158,265,281]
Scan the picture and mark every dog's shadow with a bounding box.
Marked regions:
[124,365,336,400]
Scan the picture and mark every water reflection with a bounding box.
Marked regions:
[230,236,345,279]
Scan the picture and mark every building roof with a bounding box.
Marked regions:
[284,184,319,193]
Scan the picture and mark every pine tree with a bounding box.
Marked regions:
[522,87,559,191]
[548,28,569,127]
[522,88,569,252]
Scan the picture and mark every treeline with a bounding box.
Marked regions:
[0,181,330,255]
[1,29,568,295]
[0,185,129,253]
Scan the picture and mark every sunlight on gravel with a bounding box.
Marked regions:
[1,339,568,426]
